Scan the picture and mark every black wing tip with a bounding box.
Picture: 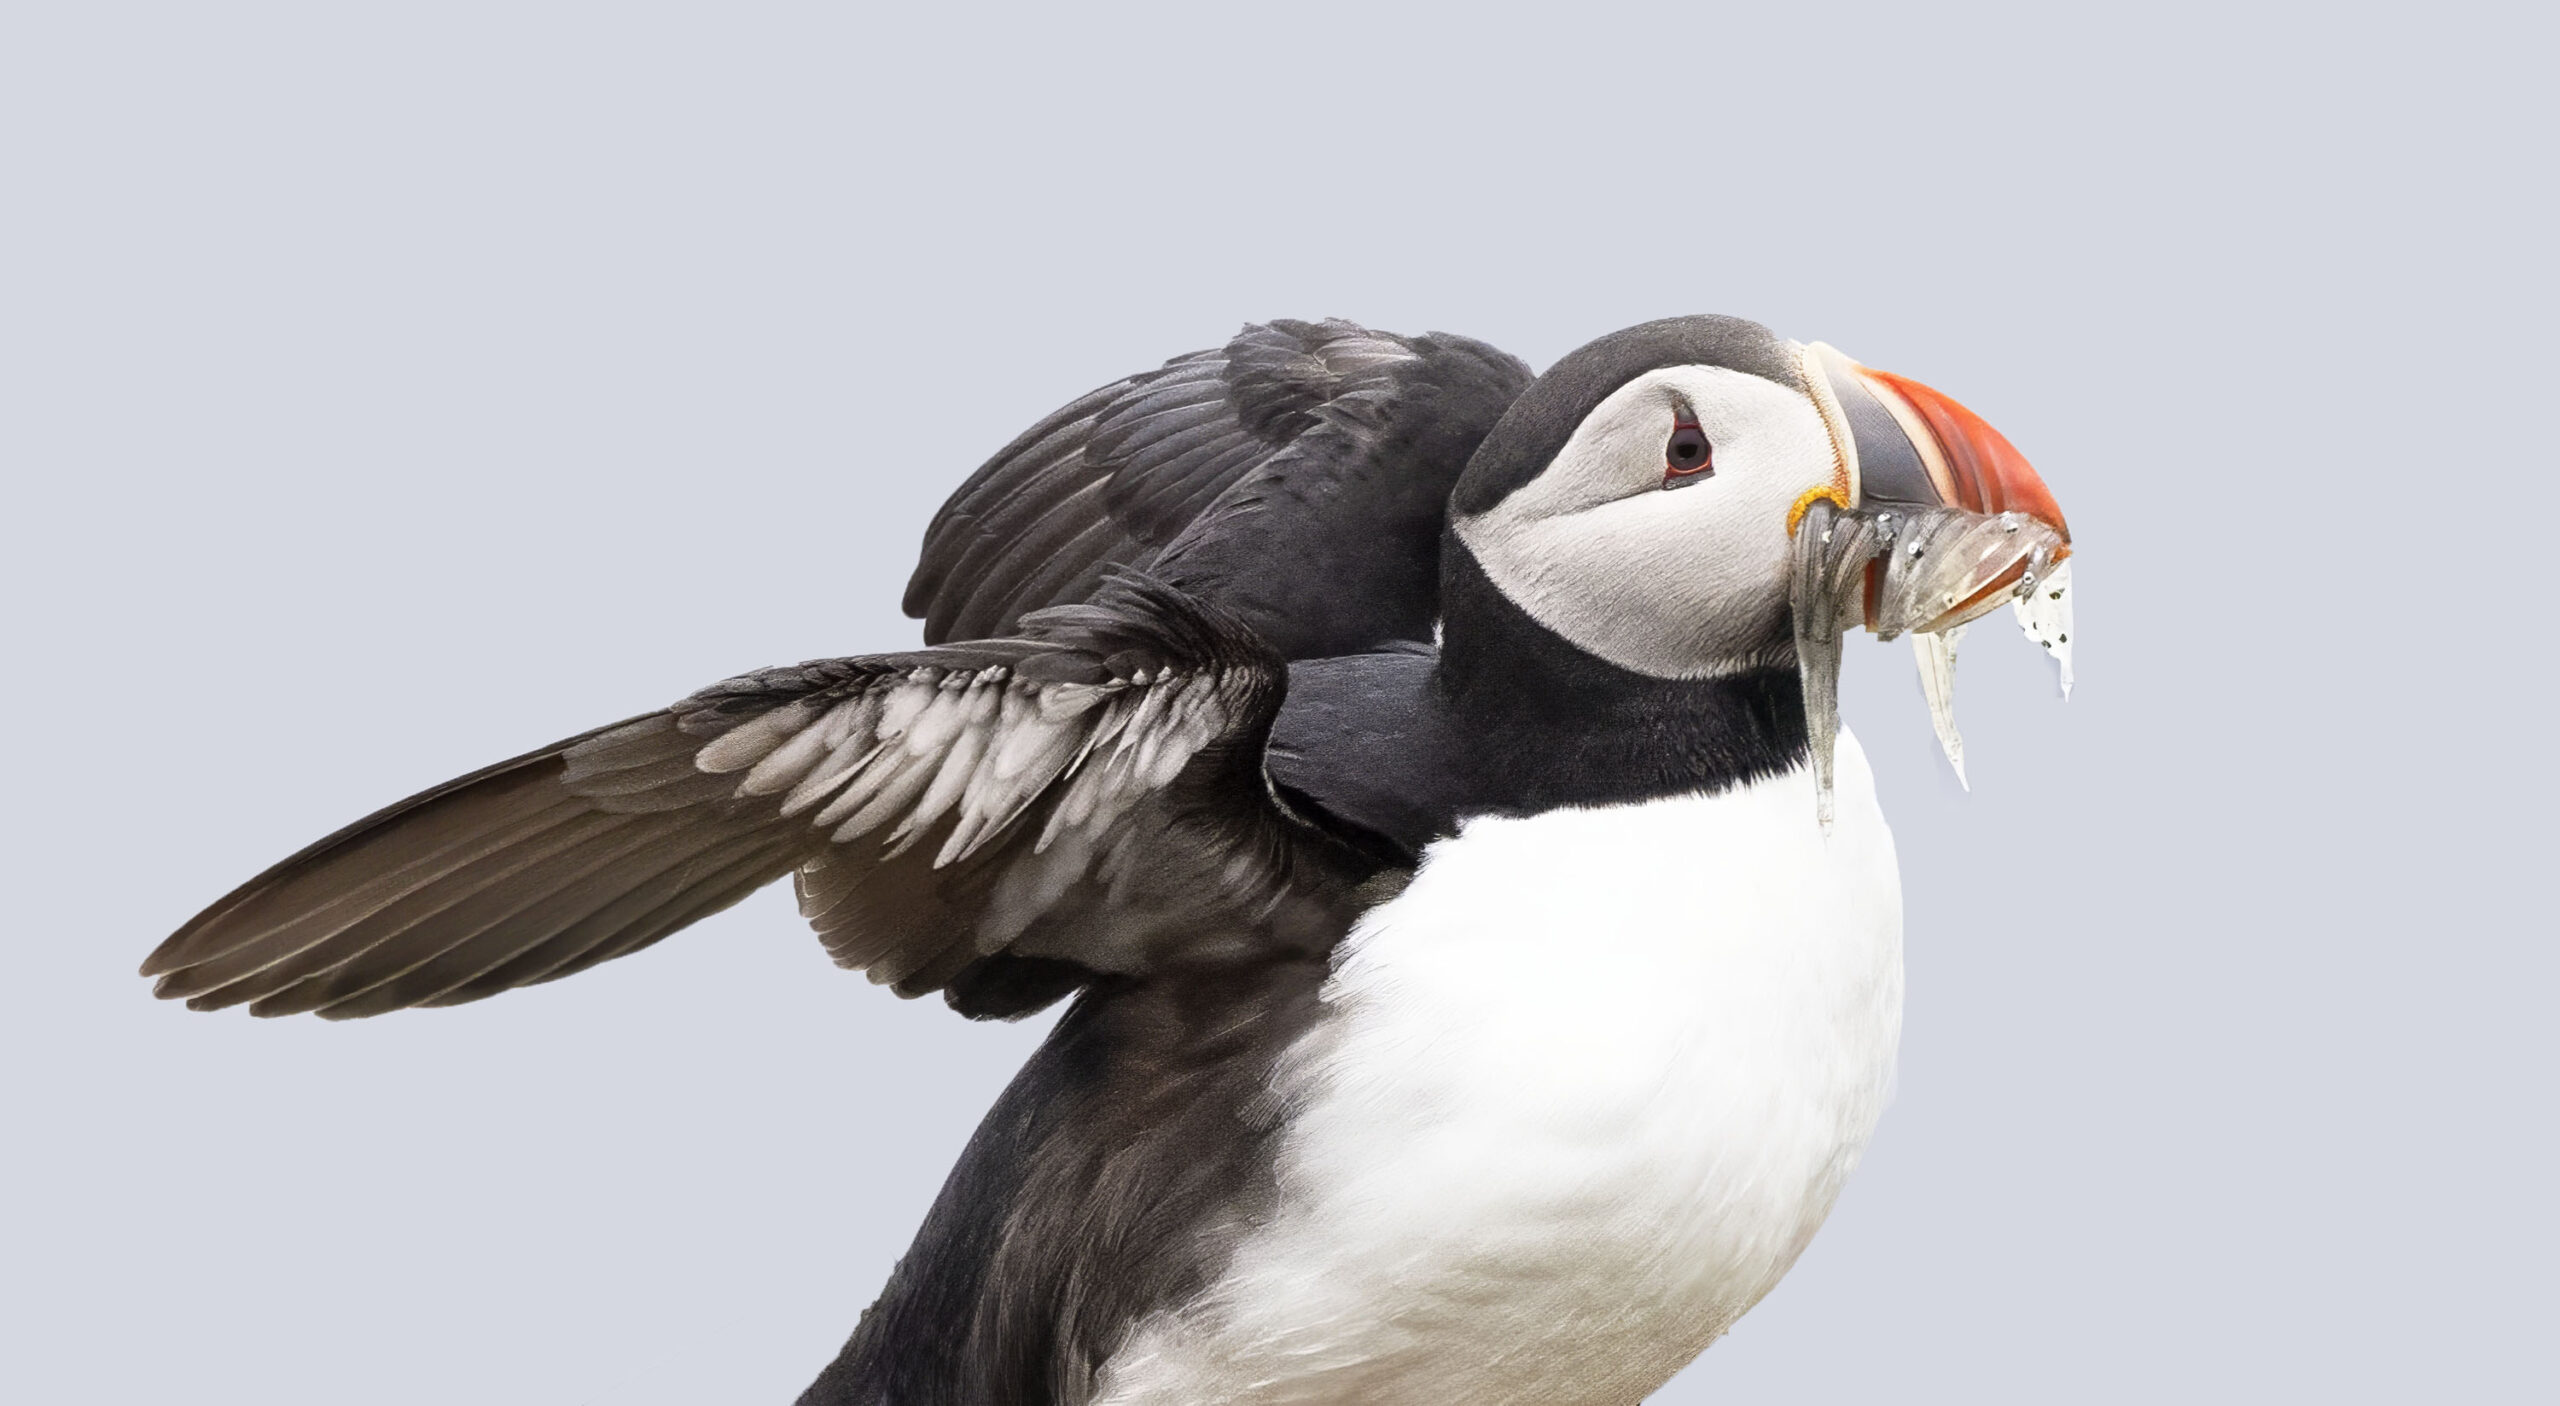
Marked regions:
[135,715,687,1022]
[146,949,353,1018]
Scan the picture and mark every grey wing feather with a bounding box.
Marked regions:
[903,320,1532,660]
[143,575,1363,1021]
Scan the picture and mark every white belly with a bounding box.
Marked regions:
[1095,732,1904,1406]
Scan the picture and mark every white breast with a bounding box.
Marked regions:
[1095,732,1904,1406]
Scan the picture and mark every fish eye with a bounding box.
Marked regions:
[1663,418,1713,486]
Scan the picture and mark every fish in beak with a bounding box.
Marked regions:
[1791,342,2074,824]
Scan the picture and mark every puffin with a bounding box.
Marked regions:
[144,314,2073,1405]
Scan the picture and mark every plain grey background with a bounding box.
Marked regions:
[5,2,2550,1401]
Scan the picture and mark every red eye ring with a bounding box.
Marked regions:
[1663,416,1713,485]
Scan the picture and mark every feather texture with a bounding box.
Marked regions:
[144,575,1369,1020]
[904,319,1532,659]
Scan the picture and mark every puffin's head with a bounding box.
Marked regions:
[1449,314,2073,815]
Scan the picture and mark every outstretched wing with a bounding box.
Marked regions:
[143,576,1370,1021]
[905,318,1531,660]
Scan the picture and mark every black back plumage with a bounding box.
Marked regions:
[905,319,1530,659]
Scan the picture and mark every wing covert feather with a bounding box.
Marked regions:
[144,575,1368,1020]
[904,319,1531,658]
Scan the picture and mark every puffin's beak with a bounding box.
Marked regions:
[1845,365,2069,536]
[1792,342,2076,820]
[1802,341,2071,636]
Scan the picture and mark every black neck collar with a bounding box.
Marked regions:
[1428,546,1811,811]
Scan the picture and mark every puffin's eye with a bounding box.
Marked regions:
[1663,418,1713,486]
